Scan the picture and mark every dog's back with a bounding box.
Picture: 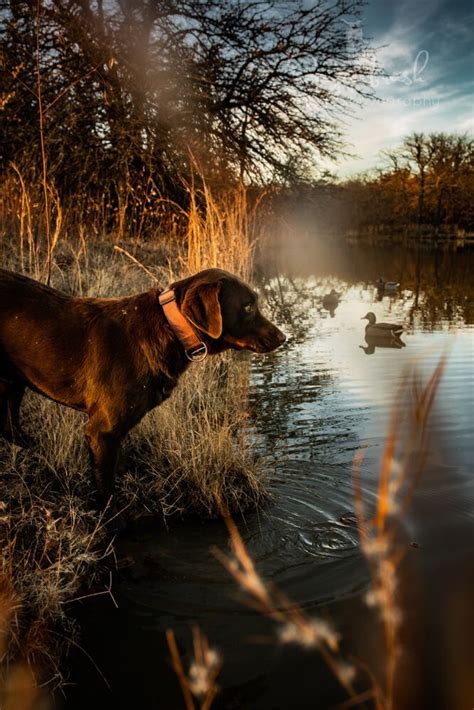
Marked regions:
[0,270,97,406]
[0,268,71,332]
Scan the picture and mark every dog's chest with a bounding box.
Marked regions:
[148,373,177,408]
[125,373,177,428]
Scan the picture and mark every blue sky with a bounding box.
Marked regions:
[331,0,474,176]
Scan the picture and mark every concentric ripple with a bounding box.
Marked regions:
[119,460,369,621]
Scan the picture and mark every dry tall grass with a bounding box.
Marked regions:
[352,355,446,710]
[179,183,255,280]
[166,626,221,710]
[0,179,264,694]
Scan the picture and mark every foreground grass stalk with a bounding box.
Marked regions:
[166,627,221,710]
[214,502,361,702]
[353,356,446,710]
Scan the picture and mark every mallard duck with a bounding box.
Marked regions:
[322,289,340,308]
[361,312,404,338]
[376,278,399,293]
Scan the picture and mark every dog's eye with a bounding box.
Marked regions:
[243,303,254,314]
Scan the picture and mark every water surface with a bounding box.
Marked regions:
[64,242,474,709]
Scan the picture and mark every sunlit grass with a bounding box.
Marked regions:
[0,178,262,697]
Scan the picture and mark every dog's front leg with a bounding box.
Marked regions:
[0,381,31,447]
[85,419,122,509]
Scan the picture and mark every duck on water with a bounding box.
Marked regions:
[376,278,400,294]
[361,312,404,339]
[322,289,341,308]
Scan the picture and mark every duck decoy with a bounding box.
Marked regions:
[376,278,399,294]
[361,312,404,338]
[321,289,341,318]
[322,289,340,305]
[322,289,341,314]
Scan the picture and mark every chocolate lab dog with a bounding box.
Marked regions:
[0,268,285,506]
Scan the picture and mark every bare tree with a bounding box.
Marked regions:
[2,0,378,199]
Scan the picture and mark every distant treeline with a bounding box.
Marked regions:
[342,133,474,234]
[275,133,474,239]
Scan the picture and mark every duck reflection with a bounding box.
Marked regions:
[359,333,406,355]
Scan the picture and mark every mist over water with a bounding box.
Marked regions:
[64,239,474,710]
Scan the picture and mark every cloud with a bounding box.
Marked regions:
[329,0,473,177]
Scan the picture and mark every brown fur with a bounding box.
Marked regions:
[0,268,285,505]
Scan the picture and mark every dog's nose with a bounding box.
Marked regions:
[277,329,287,345]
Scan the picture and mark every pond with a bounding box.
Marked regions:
[62,242,473,710]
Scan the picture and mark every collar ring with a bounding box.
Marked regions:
[186,343,208,362]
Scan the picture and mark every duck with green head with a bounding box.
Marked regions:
[361,312,404,338]
[376,278,399,294]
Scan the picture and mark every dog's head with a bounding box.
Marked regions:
[171,268,286,354]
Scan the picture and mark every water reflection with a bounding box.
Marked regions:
[262,240,474,328]
[261,275,323,343]
[64,242,474,710]
[254,243,473,467]
[359,334,406,355]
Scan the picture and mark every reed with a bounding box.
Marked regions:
[166,627,221,710]
[0,177,263,697]
[213,502,360,704]
[353,355,446,710]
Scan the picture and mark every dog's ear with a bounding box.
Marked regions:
[181,282,223,339]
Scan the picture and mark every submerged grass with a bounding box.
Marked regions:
[0,182,264,694]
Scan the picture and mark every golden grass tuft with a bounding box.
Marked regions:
[179,183,255,280]
[0,177,265,697]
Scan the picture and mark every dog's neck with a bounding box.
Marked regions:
[118,288,223,382]
[158,287,208,362]
[152,291,194,379]
[112,289,189,382]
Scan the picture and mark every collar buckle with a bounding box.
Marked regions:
[186,343,208,362]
